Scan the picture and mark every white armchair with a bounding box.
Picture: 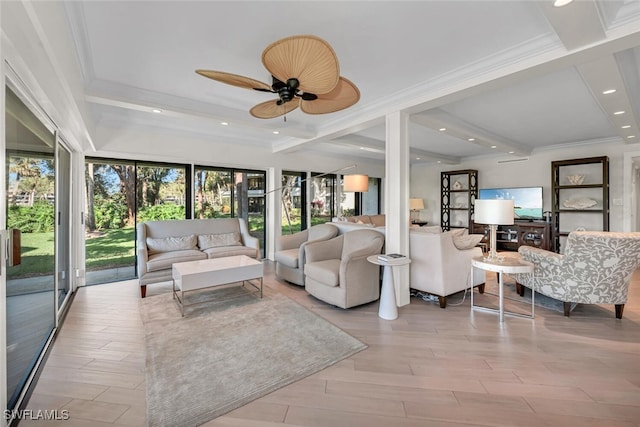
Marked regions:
[409,229,486,308]
[275,223,338,286]
[515,231,640,319]
[304,229,385,308]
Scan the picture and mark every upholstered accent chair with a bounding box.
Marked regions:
[409,229,486,308]
[304,229,385,308]
[274,223,339,286]
[515,231,640,319]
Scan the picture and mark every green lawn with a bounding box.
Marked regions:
[11,217,332,279]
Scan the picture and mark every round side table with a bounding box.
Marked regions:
[367,255,411,320]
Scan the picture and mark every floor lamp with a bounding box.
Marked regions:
[474,199,514,262]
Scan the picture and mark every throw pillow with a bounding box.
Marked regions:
[414,225,442,233]
[452,234,484,250]
[146,235,197,254]
[198,232,242,250]
[450,228,467,237]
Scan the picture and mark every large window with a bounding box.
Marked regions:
[281,171,306,234]
[310,173,336,225]
[84,159,189,285]
[194,166,266,257]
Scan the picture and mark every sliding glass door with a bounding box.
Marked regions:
[84,159,190,285]
[5,87,57,410]
[194,166,266,257]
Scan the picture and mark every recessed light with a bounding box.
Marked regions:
[220,122,228,126]
[628,135,636,139]
[490,145,497,149]
[508,151,515,154]
[553,0,573,7]
[437,161,442,164]
[622,125,631,129]
[272,131,279,135]
[602,89,617,95]
[151,109,162,113]
[416,157,421,160]
[439,128,446,132]
[468,138,475,142]
[614,111,625,115]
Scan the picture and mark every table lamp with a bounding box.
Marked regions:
[474,199,514,262]
[409,198,424,223]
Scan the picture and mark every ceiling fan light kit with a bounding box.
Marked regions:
[196,34,359,119]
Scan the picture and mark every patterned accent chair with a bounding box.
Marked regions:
[275,223,339,286]
[304,229,385,308]
[515,231,640,319]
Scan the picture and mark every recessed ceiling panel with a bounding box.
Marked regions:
[440,67,615,147]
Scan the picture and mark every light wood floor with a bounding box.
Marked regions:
[21,261,640,426]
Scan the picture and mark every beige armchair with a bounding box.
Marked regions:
[515,231,640,319]
[304,229,385,308]
[275,223,339,286]
[409,229,486,308]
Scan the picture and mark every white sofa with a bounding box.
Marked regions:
[136,218,260,297]
[409,228,485,308]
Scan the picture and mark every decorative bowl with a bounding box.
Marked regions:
[566,175,585,185]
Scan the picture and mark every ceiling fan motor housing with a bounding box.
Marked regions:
[275,78,300,104]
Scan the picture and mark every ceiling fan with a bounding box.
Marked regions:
[196,35,360,119]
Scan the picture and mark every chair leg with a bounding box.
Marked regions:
[615,304,624,319]
[438,296,447,309]
[140,285,147,298]
[563,302,572,317]
[477,283,485,294]
[515,282,525,297]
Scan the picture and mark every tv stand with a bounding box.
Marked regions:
[472,220,551,252]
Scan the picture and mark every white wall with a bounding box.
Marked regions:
[411,141,640,232]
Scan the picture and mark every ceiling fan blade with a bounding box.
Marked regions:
[250,99,300,119]
[300,77,360,115]
[262,35,339,95]
[195,70,272,91]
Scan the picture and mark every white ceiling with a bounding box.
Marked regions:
[64,0,640,165]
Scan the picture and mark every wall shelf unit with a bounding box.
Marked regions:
[472,221,551,252]
[551,156,609,253]
[441,169,477,231]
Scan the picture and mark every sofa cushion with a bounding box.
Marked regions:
[305,260,341,287]
[146,249,206,272]
[275,248,299,268]
[453,234,484,250]
[198,232,242,250]
[146,235,197,255]
[203,246,257,259]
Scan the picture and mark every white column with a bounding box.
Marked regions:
[385,111,411,307]
[266,167,280,260]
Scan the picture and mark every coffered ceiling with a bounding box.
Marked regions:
[64,1,640,165]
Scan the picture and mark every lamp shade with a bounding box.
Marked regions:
[409,198,424,210]
[343,174,369,192]
[474,199,514,225]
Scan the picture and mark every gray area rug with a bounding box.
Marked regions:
[140,285,366,427]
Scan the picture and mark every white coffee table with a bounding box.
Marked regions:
[172,255,263,316]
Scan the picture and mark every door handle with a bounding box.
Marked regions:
[7,229,21,266]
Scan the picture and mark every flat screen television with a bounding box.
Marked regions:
[478,187,543,221]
